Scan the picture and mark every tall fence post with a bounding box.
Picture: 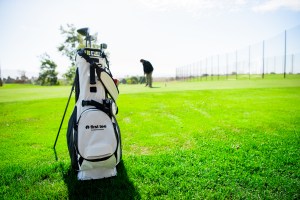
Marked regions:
[200,60,202,81]
[236,50,238,80]
[284,30,287,78]
[226,53,229,80]
[248,45,251,79]
[291,54,294,74]
[262,40,265,79]
[211,56,213,80]
[206,57,208,80]
[218,54,220,80]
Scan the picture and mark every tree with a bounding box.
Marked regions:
[19,70,28,82]
[58,24,100,83]
[125,76,139,84]
[37,53,58,86]
[58,24,85,83]
[5,76,15,83]
[15,70,29,84]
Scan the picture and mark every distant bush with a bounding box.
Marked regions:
[120,79,127,84]
[121,76,145,84]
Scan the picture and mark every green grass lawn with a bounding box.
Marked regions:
[0,79,300,199]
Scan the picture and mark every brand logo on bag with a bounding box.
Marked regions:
[85,125,107,131]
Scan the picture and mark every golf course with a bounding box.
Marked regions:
[0,77,299,199]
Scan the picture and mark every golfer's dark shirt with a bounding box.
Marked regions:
[143,61,154,73]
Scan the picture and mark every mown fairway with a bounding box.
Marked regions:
[0,79,300,199]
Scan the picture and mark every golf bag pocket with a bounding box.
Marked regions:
[96,67,119,101]
[77,108,118,162]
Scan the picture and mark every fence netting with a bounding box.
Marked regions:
[176,25,300,80]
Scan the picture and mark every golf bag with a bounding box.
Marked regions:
[67,48,122,180]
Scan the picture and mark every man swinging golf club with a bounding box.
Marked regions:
[140,59,154,88]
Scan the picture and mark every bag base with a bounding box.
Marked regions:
[78,167,117,180]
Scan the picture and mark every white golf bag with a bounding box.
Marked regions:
[67,48,121,180]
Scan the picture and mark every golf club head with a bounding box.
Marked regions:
[77,28,90,36]
[100,43,107,49]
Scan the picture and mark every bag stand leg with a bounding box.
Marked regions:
[53,81,75,151]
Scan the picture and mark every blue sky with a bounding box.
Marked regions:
[0,0,300,78]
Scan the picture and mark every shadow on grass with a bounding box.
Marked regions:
[149,86,161,89]
[62,161,140,200]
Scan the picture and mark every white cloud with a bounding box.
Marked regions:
[137,0,248,17]
[253,0,300,12]
[137,0,300,15]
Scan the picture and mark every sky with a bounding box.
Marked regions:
[0,0,300,79]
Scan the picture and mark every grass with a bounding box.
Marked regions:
[0,78,300,199]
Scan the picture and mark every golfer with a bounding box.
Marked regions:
[140,59,154,88]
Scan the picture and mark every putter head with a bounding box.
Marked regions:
[77,28,89,36]
[100,43,107,49]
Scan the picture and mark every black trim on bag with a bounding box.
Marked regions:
[112,123,118,160]
[90,63,96,85]
[113,115,122,161]
[81,154,115,163]
[79,156,84,166]
[75,69,80,103]
[90,86,97,93]
[81,100,111,116]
